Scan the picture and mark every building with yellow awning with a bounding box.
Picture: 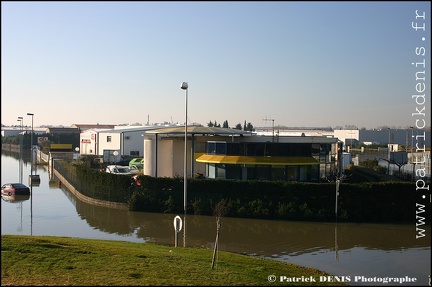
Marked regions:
[143,126,343,182]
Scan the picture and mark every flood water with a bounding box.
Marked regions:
[1,150,430,286]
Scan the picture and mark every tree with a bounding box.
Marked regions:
[245,122,254,132]
[233,123,242,130]
[207,121,214,127]
[211,199,229,270]
[222,120,229,128]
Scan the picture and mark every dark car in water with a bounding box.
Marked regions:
[1,183,31,196]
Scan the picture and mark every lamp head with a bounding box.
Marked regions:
[180,82,188,90]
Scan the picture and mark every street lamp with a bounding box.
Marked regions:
[113,150,119,165]
[17,116,23,151]
[388,128,391,149]
[17,117,23,183]
[75,147,80,160]
[180,82,188,215]
[27,112,34,236]
[27,113,34,177]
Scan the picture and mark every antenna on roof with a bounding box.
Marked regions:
[262,116,275,142]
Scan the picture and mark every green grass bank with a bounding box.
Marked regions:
[1,235,348,286]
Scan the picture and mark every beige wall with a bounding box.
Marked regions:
[144,135,208,178]
[158,140,174,177]
[143,139,155,176]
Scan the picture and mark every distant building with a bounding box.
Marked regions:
[1,127,46,137]
[334,129,431,148]
[71,124,116,131]
[78,124,180,158]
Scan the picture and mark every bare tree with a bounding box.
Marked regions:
[211,199,229,270]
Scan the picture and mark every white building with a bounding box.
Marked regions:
[78,125,181,159]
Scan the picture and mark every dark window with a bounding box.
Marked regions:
[226,142,240,155]
[256,165,271,180]
[312,144,320,156]
[215,142,226,155]
[226,165,242,179]
[207,141,226,155]
[271,166,286,180]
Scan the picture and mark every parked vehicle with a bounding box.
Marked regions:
[129,158,144,167]
[1,183,31,196]
[129,164,143,171]
[105,165,138,175]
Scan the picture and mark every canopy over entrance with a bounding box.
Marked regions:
[196,154,319,166]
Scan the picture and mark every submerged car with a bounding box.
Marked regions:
[1,183,31,196]
[1,193,30,203]
[105,165,138,175]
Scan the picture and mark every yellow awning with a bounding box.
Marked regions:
[196,154,319,166]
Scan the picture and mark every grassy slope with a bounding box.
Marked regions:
[1,235,348,286]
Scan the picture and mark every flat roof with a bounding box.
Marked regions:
[145,126,252,136]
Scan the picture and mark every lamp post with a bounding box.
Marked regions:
[27,112,34,236]
[388,128,391,149]
[17,117,23,183]
[27,113,34,177]
[113,150,119,165]
[180,82,188,215]
[17,117,23,152]
[75,147,80,161]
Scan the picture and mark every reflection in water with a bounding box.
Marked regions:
[1,194,30,203]
[65,179,430,256]
[335,223,339,262]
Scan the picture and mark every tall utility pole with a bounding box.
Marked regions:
[262,117,275,142]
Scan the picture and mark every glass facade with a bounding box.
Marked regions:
[202,141,340,182]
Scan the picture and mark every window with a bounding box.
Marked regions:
[287,166,298,181]
[107,136,112,142]
[216,164,226,179]
[226,142,240,155]
[226,164,242,179]
[271,166,286,181]
[207,142,216,154]
[256,165,271,180]
[207,141,226,155]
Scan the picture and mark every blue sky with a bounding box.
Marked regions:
[1,1,430,129]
